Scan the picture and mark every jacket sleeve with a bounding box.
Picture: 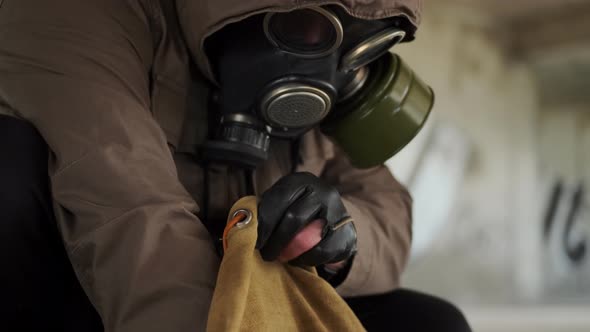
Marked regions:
[0,1,218,331]
[321,145,413,297]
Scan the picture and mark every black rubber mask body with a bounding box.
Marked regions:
[210,13,349,135]
[202,8,399,167]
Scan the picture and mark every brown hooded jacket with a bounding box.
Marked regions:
[0,0,421,330]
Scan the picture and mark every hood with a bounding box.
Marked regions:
[176,0,423,83]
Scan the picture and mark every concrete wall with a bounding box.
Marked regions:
[387,2,552,304]
[536,106,590,301]
[538,106,590,186]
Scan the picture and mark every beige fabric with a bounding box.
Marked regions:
[0,0,416,330]
[207,196,365,332]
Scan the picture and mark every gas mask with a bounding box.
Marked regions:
[202,6,434,168]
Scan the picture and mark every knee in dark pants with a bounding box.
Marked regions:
[0,116,56,256]
[0,116,66,328]
[0,174,50,228]
[346,289,472,332]
[409,291,472,332]
[0,115,53,225]
[0,116,103,331]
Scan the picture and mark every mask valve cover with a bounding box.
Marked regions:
[260,84,332,129]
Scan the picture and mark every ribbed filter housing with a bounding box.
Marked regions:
[221,125,271,150]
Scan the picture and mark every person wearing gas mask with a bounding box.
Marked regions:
[0,0,471,331]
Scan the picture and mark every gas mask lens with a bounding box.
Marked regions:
[264,7,343,57]
[341,28,406,72]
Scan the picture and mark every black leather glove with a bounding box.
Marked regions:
[257,172,357,267]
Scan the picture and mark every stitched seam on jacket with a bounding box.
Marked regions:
[52,148,95,178]
[68,200,196,254]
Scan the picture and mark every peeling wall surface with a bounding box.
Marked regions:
[387,1,590,313]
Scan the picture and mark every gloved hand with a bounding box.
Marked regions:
[257,172,357,267]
